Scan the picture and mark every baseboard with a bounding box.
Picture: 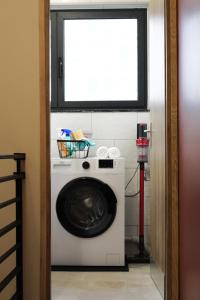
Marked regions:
[51,257,129,272]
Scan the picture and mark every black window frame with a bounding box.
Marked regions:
[51,9,147,112]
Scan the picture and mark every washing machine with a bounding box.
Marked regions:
[51,157,125,267]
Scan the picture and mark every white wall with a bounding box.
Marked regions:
[51,111,150,244]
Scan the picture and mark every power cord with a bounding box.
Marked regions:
[125,164,140,191]
[126,191,140,198]
[125,164,140,198]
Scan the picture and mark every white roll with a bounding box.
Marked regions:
[108,147,121,159]
[96,146,109,159]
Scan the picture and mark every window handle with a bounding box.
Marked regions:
[58,57,63,79]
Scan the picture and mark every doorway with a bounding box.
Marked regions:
[39,1,179,300]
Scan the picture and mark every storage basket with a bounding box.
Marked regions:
[57,140,90,159]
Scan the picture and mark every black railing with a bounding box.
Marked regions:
[0,153,25,299]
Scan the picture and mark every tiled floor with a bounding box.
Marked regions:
[51,265,163,300]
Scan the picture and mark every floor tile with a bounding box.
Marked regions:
[51,265,163,300]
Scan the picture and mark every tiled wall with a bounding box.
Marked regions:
[51,111,150,246]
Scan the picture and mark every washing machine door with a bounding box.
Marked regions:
[56,177,117,238]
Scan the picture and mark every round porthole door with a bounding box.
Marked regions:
[56,177,117,238]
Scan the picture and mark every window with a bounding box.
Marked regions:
[51,9,147,111]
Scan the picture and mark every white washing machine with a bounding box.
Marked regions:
[51,157,125,267]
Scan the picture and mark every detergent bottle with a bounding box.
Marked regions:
[57,128,74,157]
[60,129,72,139]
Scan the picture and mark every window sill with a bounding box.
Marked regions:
[51,108,150,113]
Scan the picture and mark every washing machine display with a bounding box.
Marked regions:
[56,177,117,238]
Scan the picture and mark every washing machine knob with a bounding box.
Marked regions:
[82,161,90,170]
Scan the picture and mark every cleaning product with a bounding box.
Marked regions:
[60,129,72,139]
[72,129,96,150]
[57,128,75,157]
[72,129,85,140]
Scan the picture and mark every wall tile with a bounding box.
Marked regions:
[144,198,150,225]
[144,181,151,225]
[125,168,139,226]
[51,139,59,158]
[125,170,150,226]
[91,112,137,140]
[125,225,138,239]
[51,113,92,139]
[125,225,150,247]
[144,225,150,249]
[114,140,138,169]
[144,180,151,193]
[125,168,139,195]
[125,194,150,226]
[125,195,139,226]
[137,112,150,126]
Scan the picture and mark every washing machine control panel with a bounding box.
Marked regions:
[82,161,90,170]
[99,159,114,169]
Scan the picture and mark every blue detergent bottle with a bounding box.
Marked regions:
[60,129,74,156]
[61,129,72,138]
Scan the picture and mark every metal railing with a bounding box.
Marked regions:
[0,153,25,299]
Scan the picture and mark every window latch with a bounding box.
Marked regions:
[58,57,63,79]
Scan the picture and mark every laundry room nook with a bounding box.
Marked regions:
[50,0,165,299]
[51,112,151,251]
[2,0,199,297]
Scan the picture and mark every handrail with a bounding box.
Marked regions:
[0,153,25,160]
[0,173,25,184]
[0,197,19,210]
[0,153,25,299]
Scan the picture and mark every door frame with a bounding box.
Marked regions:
[39,0,51,299]
[165,1,179,299]
[39,0,179,299]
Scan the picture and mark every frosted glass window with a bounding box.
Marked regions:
[64,19,138,102]
[50,9,147,110]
